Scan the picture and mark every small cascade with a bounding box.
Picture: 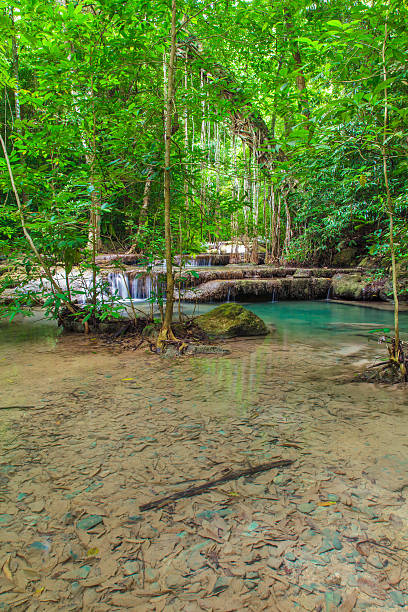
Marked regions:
[271,288,278,303]
[107,272,156,301]
[131,275,152,300]
[196,255,212,266]
[108,272,130,299]
[226,285,235,302]
[326,285,332,301]
[185,255,213,267]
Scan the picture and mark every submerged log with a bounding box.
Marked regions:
[140,458,294,511]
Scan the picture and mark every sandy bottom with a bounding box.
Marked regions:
[0,316,408,611]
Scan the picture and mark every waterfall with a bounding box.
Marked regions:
[108,272,153,301]
[226,285,235,302]
[108,273,129,299]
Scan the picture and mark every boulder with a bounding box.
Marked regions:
[332,274,366,300]
[332,246,358,267]
[194,303,268,338]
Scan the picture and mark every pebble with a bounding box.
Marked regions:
[369,554,384,569]
[319,539,334,554]
[0,514,13,525]
[298,503,316,514]
[267,556,283,570]
[77,565,91,579]
[144,568,158,584]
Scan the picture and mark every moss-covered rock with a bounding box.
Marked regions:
[332,247,358,267]
[194,303,268,338]
[332,274,366,300]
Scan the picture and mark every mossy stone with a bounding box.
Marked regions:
[194,303,268,338]
[332,273,365,300]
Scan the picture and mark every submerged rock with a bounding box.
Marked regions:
[162,344,230,357]
[194,303,268,338]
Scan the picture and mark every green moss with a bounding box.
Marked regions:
[195,303,268,338]
[332,274,365,299]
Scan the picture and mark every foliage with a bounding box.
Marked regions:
[0,0,407,321]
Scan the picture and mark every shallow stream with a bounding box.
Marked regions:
[1,301,407,610]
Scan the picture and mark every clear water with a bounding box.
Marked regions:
[1,302,408,610]
[178,300,406,344]
[246,300,406,341]
[1,300,404,348]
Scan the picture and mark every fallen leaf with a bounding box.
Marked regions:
[2,557,13,583]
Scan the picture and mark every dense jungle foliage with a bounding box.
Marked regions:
[0,0,407,268]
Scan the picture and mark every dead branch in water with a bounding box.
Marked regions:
[139,458,294,511]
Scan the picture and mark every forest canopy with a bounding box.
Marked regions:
[0,0,407,268]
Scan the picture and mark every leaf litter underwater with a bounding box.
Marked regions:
[1,304,408,611]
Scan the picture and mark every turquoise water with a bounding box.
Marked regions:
[0,301,405,347]
[246,301,406,341]
[181,300,406,344]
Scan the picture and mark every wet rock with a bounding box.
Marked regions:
[364,454,408,492]
[294,268,313,278]
[194,303,268,338]
[181,276,332,302]
[163,344,230,357]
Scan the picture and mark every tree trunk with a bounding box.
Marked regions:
[157,0,178,347]
[11,13,21,128]
[381,14,401,371]
[128,164,155,250]
[284,7,310,123]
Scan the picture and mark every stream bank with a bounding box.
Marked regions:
[2,258,406,306]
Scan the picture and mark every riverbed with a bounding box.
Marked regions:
[0,302,407,610]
